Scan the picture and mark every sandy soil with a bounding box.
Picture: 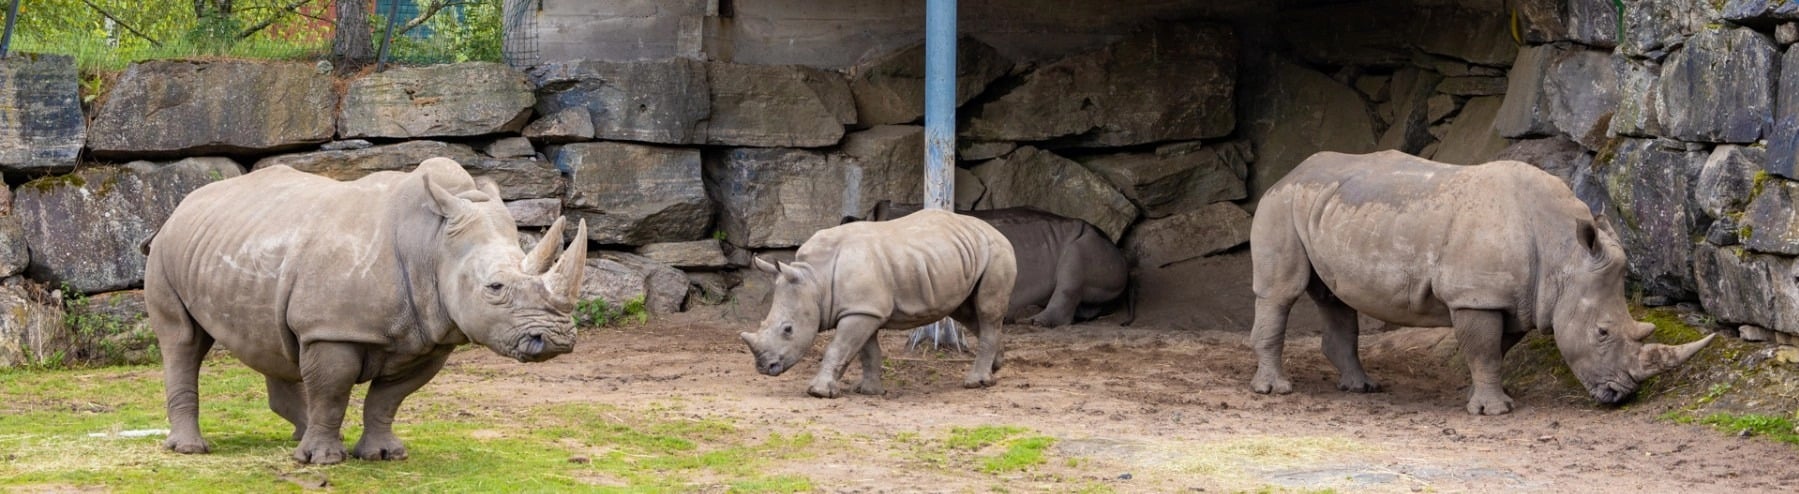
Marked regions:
[438,252,1799,493]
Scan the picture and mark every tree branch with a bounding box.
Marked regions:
[237,0,317,39]
[396,0,478,37]
[81,0,161,47]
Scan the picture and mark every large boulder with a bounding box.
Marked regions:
[1722,0,1799,23]
[1430,96,1512,165]
[338,62,535,139]
[578,253,689,315]
[1610,58,1663,138]
[634,240,730,270]
[1658,27,1777,144]
[505,198,562,228]
[0,53,84,173]
[1743,178,1799,255]
[522,107,596,143]
[962,21,1236,147]
[1765,45,1799,179]
[1695,145,1767,220]
[14,158,244,293]
[1620,0,1722,57]
[1493,137,1593,189]
[64,289,156,365]
[1123,202,1252,269]
[1416,7,1519,66]
[1243,57,1379,205]
[972,147,1138,241]
[0,212,26,279]
[1567,0,1623,48]
[1543,50,1622,149]
[557,142,712,245]
[838,125,925,218]
[1078,140,1251,218]
[1693,244,1799,335]
[704,148,849,248]
[1495,44,1559,138]
[89,61,335,157]
[1599,138,1702,299]
[702,63,854,147]
[254,140,563,200]
[1377,67,1446,154]
[530,59,710,145]
[847,36,1012,126]
[0,280,68,368]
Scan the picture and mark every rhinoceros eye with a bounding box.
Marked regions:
[1596,327,1609,339]
[485,282,505,293]
[782,324,793,337]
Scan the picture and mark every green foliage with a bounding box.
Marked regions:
[946,425,1026,450]
[388,0,503,64]
[942,425,1054,474]
[61,287,157,367]
[573,295,650,328]
[1686,413,1799,445]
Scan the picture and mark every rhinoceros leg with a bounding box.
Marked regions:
[1453,309,1515,415]
[809,315,881,398]
[153,309,215,455]
[1309,284,1380,393]
[1249,296,1297,395]
[354,351,450,460]
[853,335,885,396]
[266,376,307,441]
[1021,257,1083,328]
[962,275,1011,389]
[293,341,361,464]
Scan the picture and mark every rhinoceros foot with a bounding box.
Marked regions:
[854,379,884,396]
[353,434,408,461]
[807,379,843,398]
[164,436,210,455]
[1251,368,1292,395]
[962,373,996,389]
[293,436,348,465]
[1337,377,1381,393]
[1466,390,1515,415]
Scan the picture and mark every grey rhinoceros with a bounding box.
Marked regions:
[740,209,1017,398]
[868,200,1134,327]
[1250,150,1713,415]
[145,158,587,464]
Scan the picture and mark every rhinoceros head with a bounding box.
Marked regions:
[421,161,587,363]
[739,256,826,376]
[1551,216,1713,404]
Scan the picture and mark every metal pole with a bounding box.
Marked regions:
[915,0,962,352]
[0,0,22,59]
[375,0,402,71]
[923,0,956,211]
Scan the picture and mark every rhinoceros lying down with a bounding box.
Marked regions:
[1250,150,1713,415]
[145,158,587,464]
[741,209,1017,397]
[869,201,1134,327]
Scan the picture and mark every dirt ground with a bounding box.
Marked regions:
[439,252,1799,493]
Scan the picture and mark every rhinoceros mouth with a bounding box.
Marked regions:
[1590,381,1636,405]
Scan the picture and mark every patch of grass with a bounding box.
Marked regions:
[573,295,649,329]
[0,359,820,491]
[1687,413,1799,445]
[947,425,1026,450]
[980,435,1054,473]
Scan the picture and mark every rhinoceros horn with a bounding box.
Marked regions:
[521,216,568,275]
[1632,333,1716,380]
[541,219,588,303]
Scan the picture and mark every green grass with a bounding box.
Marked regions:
[0,359,818,492]
[979,435,1054,473]
[1666,412,1799,446]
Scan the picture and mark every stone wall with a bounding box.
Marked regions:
[4,0,1796,366]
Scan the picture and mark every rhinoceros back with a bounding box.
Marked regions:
[146,165,452,380]
[801,209,1016,328]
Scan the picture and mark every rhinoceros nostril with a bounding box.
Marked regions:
[523,333,545,355]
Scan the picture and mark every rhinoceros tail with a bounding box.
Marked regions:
[1120,264,1140,327]
[139,227,159,256]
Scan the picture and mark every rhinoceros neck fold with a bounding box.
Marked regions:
[391,182,464,351]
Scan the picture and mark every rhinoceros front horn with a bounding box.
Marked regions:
[1633,334,1716,380]
[522,216,569,275]
[541,219,588,303]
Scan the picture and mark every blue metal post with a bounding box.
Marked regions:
[915,0,963,352]
[923,0,956,211]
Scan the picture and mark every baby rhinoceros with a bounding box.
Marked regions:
[145,158,588,464]
[741,209,1017,398]
[1250,150,1713,415]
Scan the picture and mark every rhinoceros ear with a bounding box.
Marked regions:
[474,177,503,202]
[423,174,471,219]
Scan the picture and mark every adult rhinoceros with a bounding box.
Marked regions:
[145,158,587,464]
[1250,150,1712,415]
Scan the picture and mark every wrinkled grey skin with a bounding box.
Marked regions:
[1250,151,1713,415]
[741,209,1017,398]
[145,158,588,464]
[870,201,1134,327]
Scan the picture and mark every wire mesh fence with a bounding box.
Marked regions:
[501,0,538,69]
